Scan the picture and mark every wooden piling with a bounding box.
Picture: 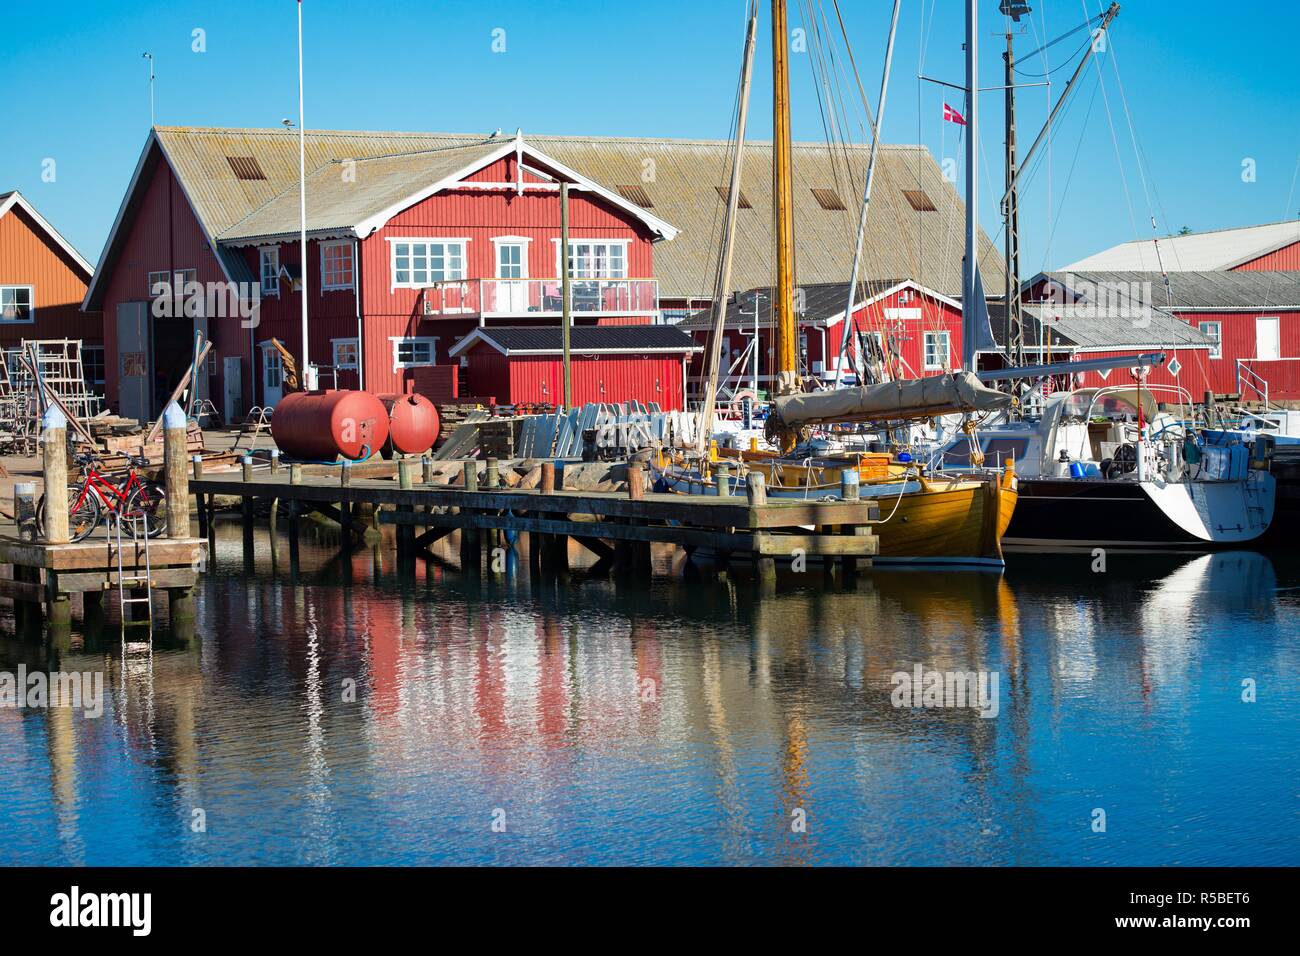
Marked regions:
[163,403,190,538]
[41,407,69,544]
[484,458,499,490]
[715,463,732,497]
[627,462,645,501]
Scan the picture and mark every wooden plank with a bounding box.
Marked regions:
[53,568,199,593]
[0,578,43,602]
[376,509,877,556]
[0,536,207,570]
[189,477,878,529]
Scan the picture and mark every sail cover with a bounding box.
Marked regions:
[770,371,1010,428]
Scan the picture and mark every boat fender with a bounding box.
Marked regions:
[1183,434,1203,466]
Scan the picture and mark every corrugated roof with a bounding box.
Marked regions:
[1062,220,1300,272]
[1041,270,1300,311]
[677,279,918,331]
[449,325,700,357]
[151,126,1003,300]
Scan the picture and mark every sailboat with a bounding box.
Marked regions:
[656,0,1019,567]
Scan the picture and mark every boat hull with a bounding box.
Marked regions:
[1003,474,1276,549]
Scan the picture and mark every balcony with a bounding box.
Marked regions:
[421,278,659,319]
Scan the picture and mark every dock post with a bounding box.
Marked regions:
[484,457,499,490]
[163,403,190,538]
[41,407,69,544]
[839,467,860,502]
[715,463,732,497]
[460,460,480,574]
[288,463,302,562]
[270,449,281,475]
[192,455,209,540]
[627,462,645,501]
[13,482,39,632]
[168,588,197,643]
[339,460,352,540]
[240,455,255,561]
[397,458,414,562]
[422,456,433,485]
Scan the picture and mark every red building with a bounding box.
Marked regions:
[1027,270,1300,402]
[0,190,102,384]
[83,128,678,422]
[450,325,698,408]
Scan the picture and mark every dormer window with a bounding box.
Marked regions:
[260,247,280,297]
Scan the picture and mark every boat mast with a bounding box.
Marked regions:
[833,0,902,390]
[772,0,798,406]
[696,2,759,453]
[1003,4,1027,412]
[961,0,979,373]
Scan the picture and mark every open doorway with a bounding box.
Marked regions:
[150,314,197,416]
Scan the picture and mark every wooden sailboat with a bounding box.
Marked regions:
[663,0,1018,567]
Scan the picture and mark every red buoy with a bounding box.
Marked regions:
[377,393,441,456]
[271,390,389,461]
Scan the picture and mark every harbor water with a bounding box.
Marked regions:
[1,522,1296,866]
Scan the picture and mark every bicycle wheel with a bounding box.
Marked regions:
[124,481,168,539]
[37,486,102,543]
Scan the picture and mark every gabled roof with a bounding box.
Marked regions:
[1036,270,1300,311]
[90,126,1002,307]
[0,190,94,277]
[677,279,959,331]
[1062,219,1300,272]
[449,325,700,357]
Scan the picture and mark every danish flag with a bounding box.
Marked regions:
[943,103,967,126]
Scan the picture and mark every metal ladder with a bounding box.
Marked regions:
[113,510,154,636]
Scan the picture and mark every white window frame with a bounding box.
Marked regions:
[332,337,360,369]
[492,236,531,279]
[319,240,355,291]
[551,238,630,279]
[259,341,284,389]
[147,269,196,297]
[923,331,950,370]
[0,285,35,324]
[259,247,280,297]
[390,336,439,370]
[1198,321,1222,360]
[388,238,469,289]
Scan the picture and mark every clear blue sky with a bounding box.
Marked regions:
[3,0,1297,275]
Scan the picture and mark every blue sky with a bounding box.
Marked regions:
[2,0,1297,275]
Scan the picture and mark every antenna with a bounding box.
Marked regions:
[141,52,155,127]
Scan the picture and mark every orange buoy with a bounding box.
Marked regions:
[377,393,441,456]
[271,390,389,461]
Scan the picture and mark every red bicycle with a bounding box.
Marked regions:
[38,452,168,542]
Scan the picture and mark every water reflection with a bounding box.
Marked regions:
[1,519,1297,866]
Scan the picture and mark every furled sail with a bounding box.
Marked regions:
[964,265,999,360]
[769,371,1010,429]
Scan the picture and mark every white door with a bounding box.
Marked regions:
[223,356,242,421]
[1256,317,1280,360]
[261,345,283,407]
[496,241,529,313]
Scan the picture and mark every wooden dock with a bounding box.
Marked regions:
[190,459,879,581]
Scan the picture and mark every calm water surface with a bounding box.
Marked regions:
[1,521,1297,866]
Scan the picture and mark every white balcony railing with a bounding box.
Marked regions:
[422,278,659,318]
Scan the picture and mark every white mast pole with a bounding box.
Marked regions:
[962,0,979,372]
[297,0,313,389]
[833,0,901,389]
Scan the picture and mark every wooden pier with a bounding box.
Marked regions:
[189,458,879,582]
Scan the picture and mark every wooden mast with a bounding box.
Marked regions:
[771,0,798,407]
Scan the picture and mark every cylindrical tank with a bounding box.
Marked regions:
[377,393,441,456]
[271,390,390,461]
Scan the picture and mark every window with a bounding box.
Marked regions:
[81,345,105,386]
[391,240,466,287]
[923,331,949,370]
[227,156,267,181]
[1198,321,1222,359]
[392,337,437,369]
[561,241,627,278]
[0,286,34,323]
[320,241,354,290]
[332,338,359,369]
[811,188,846,210]
[903,189,937,212]
[495,240,527,279]
[260,248,280,296]
[715,186,752,209]
[264,348,282,388]
[147,269,196,297]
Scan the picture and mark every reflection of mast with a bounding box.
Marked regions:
[771,0,799,404]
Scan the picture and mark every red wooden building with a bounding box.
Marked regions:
[83,129,678,422]
[0,191,102,383]
[449,325,698,408]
